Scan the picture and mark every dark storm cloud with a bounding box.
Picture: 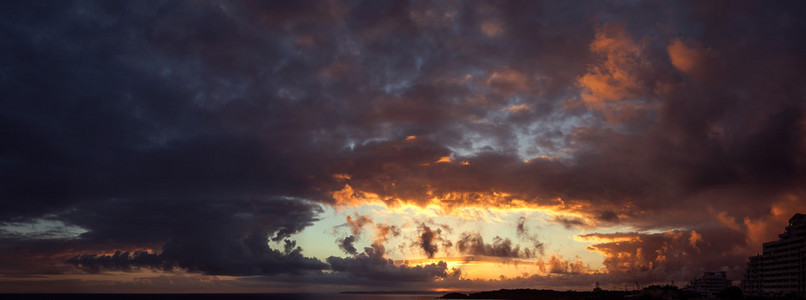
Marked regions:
[332,214,402,258]
[67,251,164,273]
[455,232,540,259]
[1,0,806,289]
[327,242,455,282]
[418,224,440,259]
[0,0,350,221]
[62,197,328,276]
[338,235,358,255]
[582,228,748,282]
[325,0,806,233]
[67,238,327,276]
[0,0,354,278]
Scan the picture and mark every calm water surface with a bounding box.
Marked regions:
[0,293,452,300]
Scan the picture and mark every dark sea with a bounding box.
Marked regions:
[0,294,449,300]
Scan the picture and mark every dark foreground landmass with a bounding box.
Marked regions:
[442,289,630,300]
[441,285,753,300]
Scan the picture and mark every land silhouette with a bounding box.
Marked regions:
[441,285,747,300]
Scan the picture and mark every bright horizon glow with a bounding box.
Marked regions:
[291,200,628,277]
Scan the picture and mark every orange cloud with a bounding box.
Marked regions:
[715,210,741,231]
[345,214,373,236]
[331,184,387,207]
[689,230,703,252]
[435,156,452,163]
[577,23,648,104]
[667,38,715,75]
[743,193,806,250]
[576,23,653,123]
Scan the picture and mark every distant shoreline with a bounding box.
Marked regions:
[339,290,444,294]
[439,287,686,300]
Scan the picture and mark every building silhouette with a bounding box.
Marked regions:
[685,271,730,297]
[741,213,806,297]
[742,254,763,295]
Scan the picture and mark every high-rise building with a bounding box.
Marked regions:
[741,213,806,297]
[742,255,763,295]
[685,271,730,298]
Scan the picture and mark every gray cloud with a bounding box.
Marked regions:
[455,232,541,259]
[67,251,168,273]
[338,235,358,255]
[327,242,456,282]
[515,217,545,256]
[552,215,590,229]
[67,238,327,276]
[418,224,440,259]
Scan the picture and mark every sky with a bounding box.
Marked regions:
[1,0,806,294]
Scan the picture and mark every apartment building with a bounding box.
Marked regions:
[685,271,730,297]
[741,213,806,297]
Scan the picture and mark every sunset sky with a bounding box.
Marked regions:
[2,0,806,294]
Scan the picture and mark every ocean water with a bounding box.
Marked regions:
[255,294,443,300]
[0,293,447,300]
